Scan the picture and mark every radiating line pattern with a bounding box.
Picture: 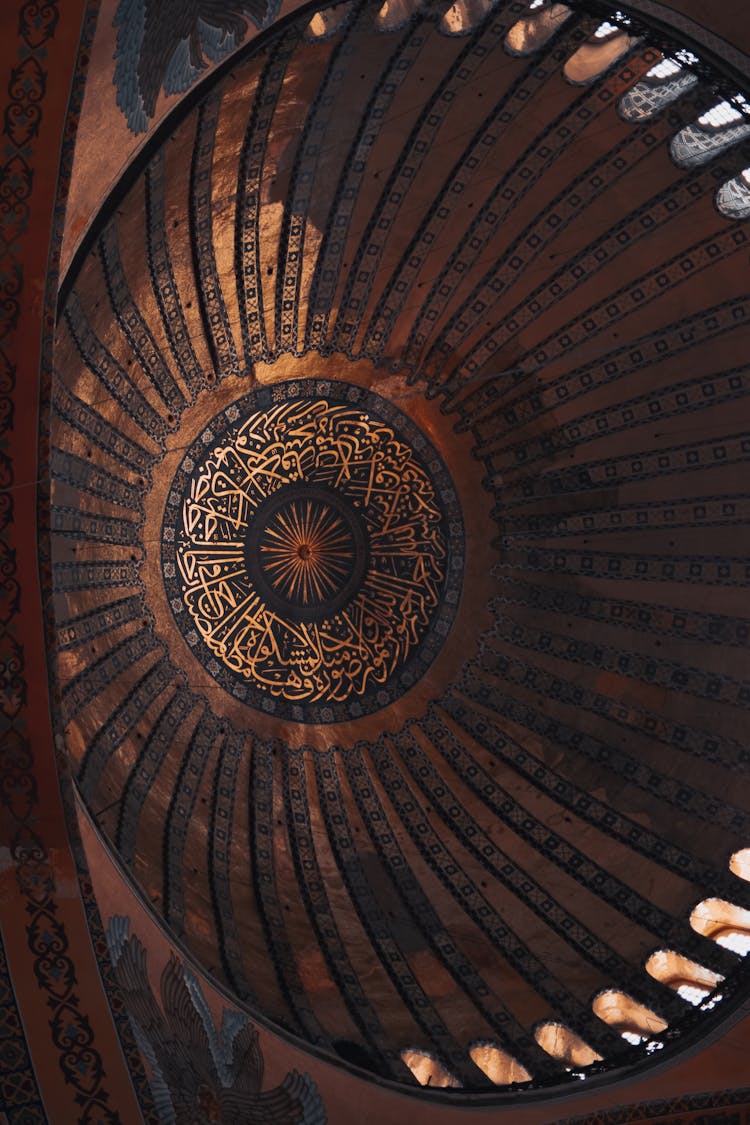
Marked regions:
[47,0,750,1097]
[258,498,357,605]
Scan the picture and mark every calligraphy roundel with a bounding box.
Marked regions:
[162,381,464,722]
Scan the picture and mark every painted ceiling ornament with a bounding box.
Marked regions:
[162,380,464,722]
[106,916,326,1124]
[112,0,278,134]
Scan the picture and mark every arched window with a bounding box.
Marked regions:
[619,55,698,122]
[563,15,638,85]
[375,0,417,31]
[504,2,571,56]
[592,990,667,1044]
[305,3,353,40]
[716,171,750,218]
[690,897,750,958]
[401,1048,461,1087]
[671,97,750,168]
[440,0,496,36]
[534,1022,601,1066]
[729,847,750,882]
[469,1041,531,1084]
[645,948,723,1005]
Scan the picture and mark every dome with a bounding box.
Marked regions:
[48,0,750,1103]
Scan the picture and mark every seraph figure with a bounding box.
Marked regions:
[107,916,326,1124]
[113,0,278,133]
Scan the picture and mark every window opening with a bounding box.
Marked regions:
[699,96,749,127]
[534,1022,602,1066]
[715,928,750,956]
[504,2,570,55]
[677,981,712,1005]
[647,57,681,79]
[592,990,667,1044]
[593,13,630,40]
[619,54,698,122]
[441,0,496,36]
[729,848,750,882]
[563,19,637,85]
[698,991,724,1011]
[401,1049,461,1088]
[671,96,750,167]
[645,949,723,998]
[690,897,750,945]
[469,1042,531,1084]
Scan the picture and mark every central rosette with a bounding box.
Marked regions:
[245,483,368,619]
[162,381,463,722]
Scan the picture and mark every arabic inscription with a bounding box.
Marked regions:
[162,382,463,722]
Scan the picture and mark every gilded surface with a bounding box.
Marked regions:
[162,381,463,722]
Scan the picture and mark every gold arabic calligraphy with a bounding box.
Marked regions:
[174,398,447,706]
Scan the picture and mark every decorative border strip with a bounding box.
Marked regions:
[0,928,45,1123]
[557,1086,750,1124]
[0,2,123,1119]
[33,0,159,1117]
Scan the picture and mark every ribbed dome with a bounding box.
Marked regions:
[49,0,750,1099]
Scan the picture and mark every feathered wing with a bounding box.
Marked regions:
[138,0,197,119]
[116,0,276,131]
[109,926,326,1122]
[242,0,274,29]
[159,953,217,1094]
[200,0,272,34]
[112,0,148,133]
[139,0,270,118]
[221,1069,327,1125]
[226,1020,264,1096]
[113,932,170,1044]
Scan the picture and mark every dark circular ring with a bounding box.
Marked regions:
[244,482,369,622]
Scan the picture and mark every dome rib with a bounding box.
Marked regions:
[48,0,750,1098]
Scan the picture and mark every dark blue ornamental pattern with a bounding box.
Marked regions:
[113,0,280,134]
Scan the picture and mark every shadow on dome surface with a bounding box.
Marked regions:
[47,0,750,1101]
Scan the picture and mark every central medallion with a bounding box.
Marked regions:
[162,380,464,723]
[245,483,368,619]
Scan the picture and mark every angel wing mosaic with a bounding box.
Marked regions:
[107,916,327,1124]
[113,0,279,133]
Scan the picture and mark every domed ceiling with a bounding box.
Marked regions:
[48,0,750,1101]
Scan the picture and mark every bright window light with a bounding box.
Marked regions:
[716,930,750,956]
[621,1031,643,1045]
[593,10,630,37]
[646,58,682,79]
[699,95,750,128]
[677,983,710,1005]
